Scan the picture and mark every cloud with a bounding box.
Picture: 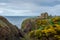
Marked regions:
[0,0,60,16]
[0,3,7,5]
[0,2,59,16]
[0,10,3,13]
[37,5,60,16]
[0,0,60,6]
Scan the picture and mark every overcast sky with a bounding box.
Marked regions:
[0,0,60,16]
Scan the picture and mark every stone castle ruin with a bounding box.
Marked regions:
[39,12,48,19]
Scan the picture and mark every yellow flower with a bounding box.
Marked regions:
[52,17,60,24]
[35,30,42,37]
[29,31,34,37]
[54,35,60,39]
[36,20,41,25]
[42,29,48,33]
[41,20,48,25]
[54,24,60,31]
[48,28,56,33]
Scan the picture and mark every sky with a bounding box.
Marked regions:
[0,0,60,16]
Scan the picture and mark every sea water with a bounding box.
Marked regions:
[5,16,32,28]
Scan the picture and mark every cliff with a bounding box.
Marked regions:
[0,16,24,40]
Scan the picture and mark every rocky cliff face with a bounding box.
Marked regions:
[21,18,35,33]
[0,16,24,40]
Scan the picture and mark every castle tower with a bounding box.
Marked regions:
[41,12,48,19]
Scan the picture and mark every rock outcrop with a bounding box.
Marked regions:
[0,16,24,40]
[21,19,35,33]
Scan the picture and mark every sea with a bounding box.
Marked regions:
[4,16,33,28]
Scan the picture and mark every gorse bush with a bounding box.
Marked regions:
[28,17,60,40]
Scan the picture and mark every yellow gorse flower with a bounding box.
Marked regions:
[54,35,60,39]
[52,17,60,23]
[54,24,60,31]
